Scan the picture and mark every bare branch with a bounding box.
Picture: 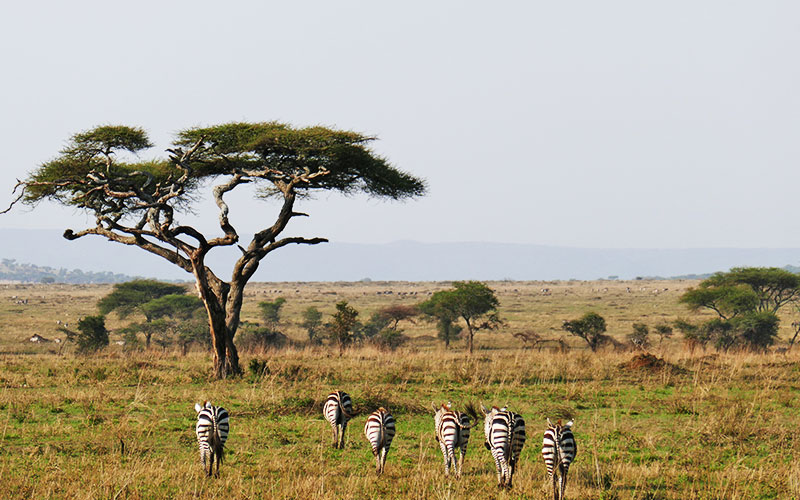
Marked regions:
[0,180,26,214]
[258,236,328,258]
[63,226,193,273]
[208,174,249,247]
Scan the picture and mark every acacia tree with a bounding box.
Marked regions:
[6,123,425,378]
[420,281,500,354]
[97,280,186,348]
[562,312,608,352]
[679,267,800,351]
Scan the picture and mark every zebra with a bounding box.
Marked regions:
[364,407,396,475]
[194,401,230,477]
[542,418,577,500]
[432,402,474,477]
[480,403,526,489]
[323,391,353,449]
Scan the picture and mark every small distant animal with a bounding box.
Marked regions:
[542,418,577,500]
[364,407,396,475]
[324,391,354,449]
[432,402,473,477]
[481,404,526,488]
[194,401,230,477]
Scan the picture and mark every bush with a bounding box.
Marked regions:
[628,323,650,350]
[62,315,109,354]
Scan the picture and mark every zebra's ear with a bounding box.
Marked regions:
[431,402,438,412]
[547,417,554,427]
[194,403,203,413]
[480,403,488,415]
[565,420,574,428]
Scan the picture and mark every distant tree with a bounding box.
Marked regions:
[360,312,391,339]
[98,280,186,320]
[60,315,109,354]
[679,267,795,351]
[419,281,500,354]
[377,304,419,331]
[418,297,462,349]
[628,323,649,351]
[300,306,323,344]
[141,294,204,321]
[6,123,425,378]
[258,297,287,332]
[654,323,673,345]
[97,280,186,348]
[562,312,608,352]
[326,301,360,355]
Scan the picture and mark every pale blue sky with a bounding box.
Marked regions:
[2,1,798,248]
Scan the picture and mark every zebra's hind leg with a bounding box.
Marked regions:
[339,423,347,449]
[332,424,339,449]
[551,471,559,500]
[558,465,569,500]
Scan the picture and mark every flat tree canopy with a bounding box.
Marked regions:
[7,123,425,377]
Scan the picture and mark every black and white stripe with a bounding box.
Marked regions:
[194,401,230,477]
[432,403,473,477]
[323,391,353,449]
[542,418,577,500]
[364,407,396,475]
[481,404,526,488]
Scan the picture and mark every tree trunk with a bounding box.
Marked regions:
[145,332,152,349]
[193,258,241,379]
[466,319,474,354]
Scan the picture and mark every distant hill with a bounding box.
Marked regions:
[2,228,800,282]
[0,259,137,284]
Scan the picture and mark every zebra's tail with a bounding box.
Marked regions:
[463,401,480,424]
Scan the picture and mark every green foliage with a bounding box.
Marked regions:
[360,312,391,339]
[140,294,203,320]
[681,267,800,317]
[418,293,462,348]
[174,122,426,199]
[680,267,797,351]
[300,306,323,344]
[69,126,153,155]
[562,312,608,352]
[61,315,109,354]
[418,281,500,352]
[97,280,187,319]
[258,298,286,330]
[679,286,758,320]
[730,312,780,351]
[326,301,359,354]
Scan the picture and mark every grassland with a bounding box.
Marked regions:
[1,280,799,499]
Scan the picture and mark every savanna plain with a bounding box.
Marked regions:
[1,280,799,499]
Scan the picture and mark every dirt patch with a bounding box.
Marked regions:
[620,353,686,374]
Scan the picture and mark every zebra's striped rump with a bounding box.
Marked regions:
[432,402,472,477]
[194,401,230,478]
[323,391,353,449]
[480,404,526,489]
[364,407,396,475]
[542,418,577,500]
